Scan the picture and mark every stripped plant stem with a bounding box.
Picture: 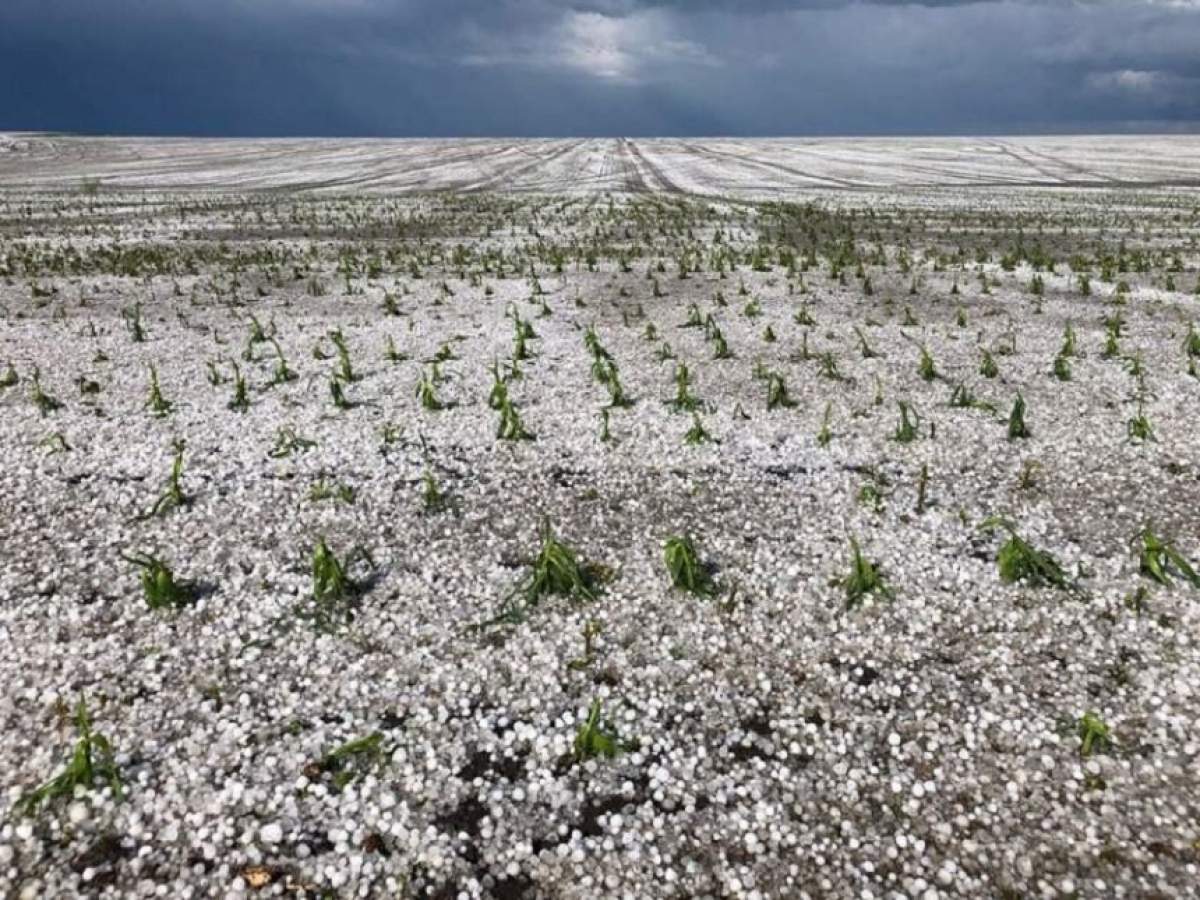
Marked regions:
[146,364,172,416]
[684,413,714,445]
[422,468,451,514]
[817,402,833,447]
[766,372,794,410]
[917,345,938,382]
[329,328,357,382]
[841,537,893,609]
[123,302,145,342]
[330,375,353,410]
[567,619,603,671]
[269,338,296,385]
[416,370,443,411]
[664,535,716,597]
[31,367,62,415]
[669,363,701,412]
[142,439,189,518]
[893,401,920,443]
[573,699,623,761]
[979,350,999,379]
[228,363,249,412]
[496,396,534,440]
[1007,393,1030,440]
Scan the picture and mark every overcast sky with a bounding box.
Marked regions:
[2,1,1199,136]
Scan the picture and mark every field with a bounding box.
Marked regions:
[1,136,1199,899]
[5,135,1200,195]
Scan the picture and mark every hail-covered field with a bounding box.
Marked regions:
[1,138,1199,899]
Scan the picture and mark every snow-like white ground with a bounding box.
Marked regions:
[2,135,1200,194]
[0,161,1199,899]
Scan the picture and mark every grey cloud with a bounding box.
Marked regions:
[1,0,1197,135]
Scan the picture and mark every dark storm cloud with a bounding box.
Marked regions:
[1,1,1198,135]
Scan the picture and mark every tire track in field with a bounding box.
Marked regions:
[459,140,588,193]
[982,141,1067,184]
[623,139,685,194]
[985,140,1117,186]
[301,142,521,193]
[614,138,649,193]
[492,140,624,194]
[681,141,860,189]
[1002,141,1121,185]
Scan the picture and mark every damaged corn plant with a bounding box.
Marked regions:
[16,697,123,817]
[483,520,602,627]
